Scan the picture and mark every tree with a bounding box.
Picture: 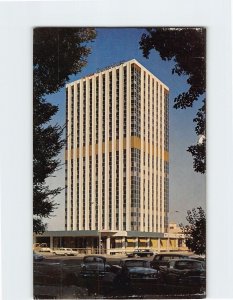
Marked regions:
[140,28,206,173]
[33,28,96,233]
[180,207,206,255]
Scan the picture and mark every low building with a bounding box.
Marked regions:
[34,225,188,254]
[167,222,188,251]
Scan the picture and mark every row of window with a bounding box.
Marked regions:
[65,65,169,230]
[66,69,168,150]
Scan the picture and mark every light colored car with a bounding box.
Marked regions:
[126,249,155,258]
[53,248,78,256]
[39,247,52,252]
[39,243,52,252]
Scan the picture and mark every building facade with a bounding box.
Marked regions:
[65,59,169,238]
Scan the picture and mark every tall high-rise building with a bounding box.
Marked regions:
[65,59,169,235]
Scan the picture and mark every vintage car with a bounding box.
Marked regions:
[39,243,52,253]
[158,259,206,293]
[33,251,44,262]
[110,259,159,288]
[150,252,194,270]
[189,254,205,261]
[53,248,79,256]
[126,249,155,258]
[80,255,111,279]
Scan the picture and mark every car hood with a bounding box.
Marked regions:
[82,263,108,271]
[128,267,157,274]
[177,269,205,274]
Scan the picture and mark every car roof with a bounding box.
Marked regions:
[155,252,191,256]
[189,255,205,261]
[121,258,148,262]
[169,258,203,263]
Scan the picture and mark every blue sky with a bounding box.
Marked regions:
[45,28,205,230]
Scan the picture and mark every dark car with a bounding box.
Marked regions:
[150,252,193,270]
[111,259,158,289]
[80,255,111,279]
[158,259,206,293]
[127,249,155,258]
[33,251,44,262]
[79,255,118,294]
[189,254,205,261]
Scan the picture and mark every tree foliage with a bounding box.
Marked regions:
[33,28,96,233]
[140,28,206,173]
[180,207,206,255]
[187,98,206,173]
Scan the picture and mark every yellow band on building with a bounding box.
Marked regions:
[65,136,169,161]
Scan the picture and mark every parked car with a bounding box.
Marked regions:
[53,248,79,256]
[111,258,159,288]
[158,259,206,293]
[127,249,155,258]
[33,251,44,262]
[150,252,193,270]
[80,255,111,279]
[78,256,122,294]
[39,243,52,253]
[189,254,205,261]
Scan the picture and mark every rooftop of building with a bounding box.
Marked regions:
[35,230,166,238]
[66,58,169,90]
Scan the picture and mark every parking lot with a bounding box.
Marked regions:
[34,253,206,299]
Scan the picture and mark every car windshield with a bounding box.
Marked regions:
[84,257,105,263]
[123,260,149,268]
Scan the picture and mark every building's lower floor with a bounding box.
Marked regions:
[34,230,188,255]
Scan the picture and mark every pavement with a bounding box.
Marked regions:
[33,254,205,299]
